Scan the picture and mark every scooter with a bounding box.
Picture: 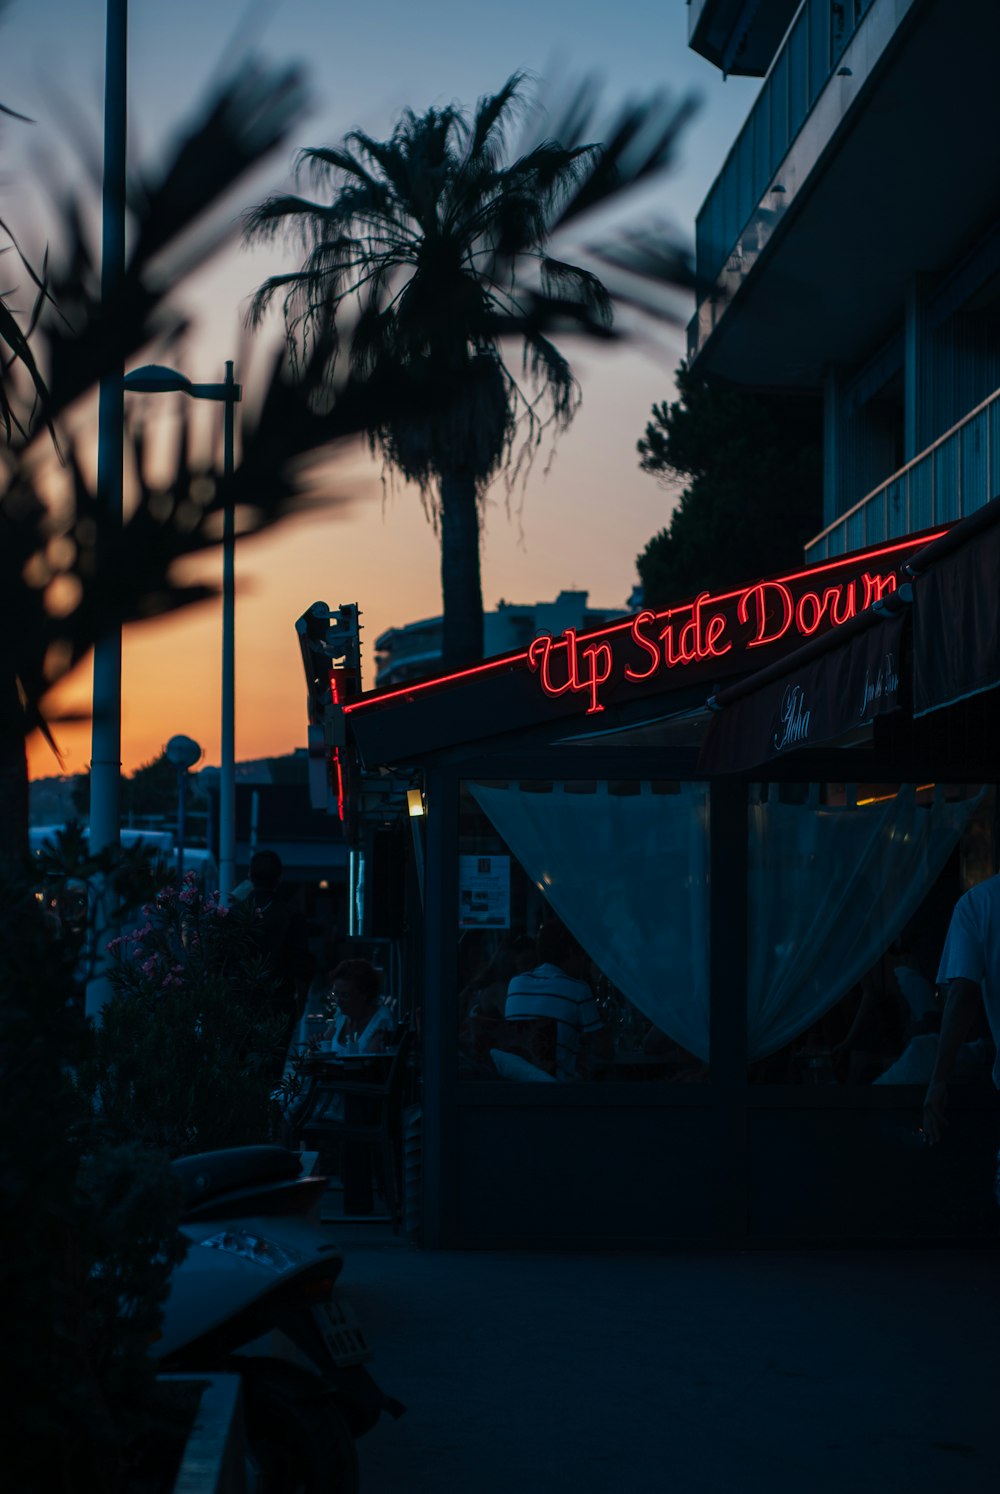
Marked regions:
[153,1144,404,1493]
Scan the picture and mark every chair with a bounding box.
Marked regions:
[298,1027,413,1229]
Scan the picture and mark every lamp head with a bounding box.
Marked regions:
[123,364,193,395]
[165,734,202,770]
[406,788,425,818]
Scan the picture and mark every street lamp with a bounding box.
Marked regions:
[165,733,202,882]
[123,361,242,900]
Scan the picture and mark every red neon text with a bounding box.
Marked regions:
[625,594,732,681]
[738,571,895,648]
[529,567,900,712]
[344,531,945,718]
[528,630,612,714]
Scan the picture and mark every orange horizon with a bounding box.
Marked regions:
[28,347,679,784]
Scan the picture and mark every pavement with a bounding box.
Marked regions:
[332,1236,1000,1494]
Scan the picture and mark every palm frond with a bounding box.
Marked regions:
[540,256,613,328]
[243,193,336,244]
[297,144,388,197]
[546,87,699,233]
[466,72,528,167]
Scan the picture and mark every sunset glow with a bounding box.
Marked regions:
[8,1,760,781]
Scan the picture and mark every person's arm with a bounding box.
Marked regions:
[922,978,981,1143]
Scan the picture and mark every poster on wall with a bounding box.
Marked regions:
[459,854,510,928]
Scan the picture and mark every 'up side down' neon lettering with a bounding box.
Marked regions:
[527,631,613,714]
[737,570,897,647]
[528,566,901,713]
[625,595,732,680]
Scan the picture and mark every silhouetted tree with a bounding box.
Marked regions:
[0,56,465,1492]
[121,751,184,823]
[246,74,697,668]
[0,64,446,872]
[636,361,822,608]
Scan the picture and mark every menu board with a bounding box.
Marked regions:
[458,854,510,928]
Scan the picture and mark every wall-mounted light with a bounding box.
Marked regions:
[407,788,425,818]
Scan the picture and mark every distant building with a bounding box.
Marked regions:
[373,590,629,689]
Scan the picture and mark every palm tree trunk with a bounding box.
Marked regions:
[439,473,484,670]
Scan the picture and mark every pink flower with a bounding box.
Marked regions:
[141,957,159,977]
[179,887,198,906]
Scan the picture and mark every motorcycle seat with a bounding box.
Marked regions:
[172,1145,303,1208]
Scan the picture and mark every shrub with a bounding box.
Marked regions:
[1,880,186,1492]
[85,874,289,1156]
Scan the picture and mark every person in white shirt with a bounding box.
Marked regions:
[324,958,395,1055]
[505,920,612,1080]
[923,874,1000,1145]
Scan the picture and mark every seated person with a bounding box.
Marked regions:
[505,919,612,1080]
[323,958,395,1055]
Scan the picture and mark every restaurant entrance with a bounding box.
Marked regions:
[334,519,1000,1249]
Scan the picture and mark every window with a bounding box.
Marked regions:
[746,782,995,1086]
[456,781,710,1083]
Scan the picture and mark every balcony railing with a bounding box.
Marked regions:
[696,0,875,284]
[805,388,1000,562]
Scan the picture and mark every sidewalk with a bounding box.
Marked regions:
[337,1241,999,1494]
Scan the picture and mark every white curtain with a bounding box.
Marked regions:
[469,782,711,1061]
[747,785,982,1059]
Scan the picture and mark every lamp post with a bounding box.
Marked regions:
[84,0,127,1021]
[90,0,128,862]
[165,733,202,882]
[123,362,242,899]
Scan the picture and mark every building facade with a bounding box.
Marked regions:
[305,5,1000,1249]
[687,0,1000,559]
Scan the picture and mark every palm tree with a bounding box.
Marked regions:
[0,63,433,873]
[245,74,695,670]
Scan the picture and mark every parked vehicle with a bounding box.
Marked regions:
[154,1144,404,1492]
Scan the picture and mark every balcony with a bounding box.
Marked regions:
[804,388,1000,562]
[687,0,1000,389]
[695,0,879,286]
[688,0,803,77]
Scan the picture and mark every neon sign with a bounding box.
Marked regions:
[342,533,945,721]
[526,551,916,716]
[329,673,347,821]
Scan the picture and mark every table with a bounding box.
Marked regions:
[300,1053,395,1215]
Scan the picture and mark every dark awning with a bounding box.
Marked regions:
[698,599,908,773]
[907,494,1000,717]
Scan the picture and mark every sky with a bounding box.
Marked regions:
[2,0,760,779]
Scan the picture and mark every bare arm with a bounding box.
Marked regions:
[922,978,981,1143]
